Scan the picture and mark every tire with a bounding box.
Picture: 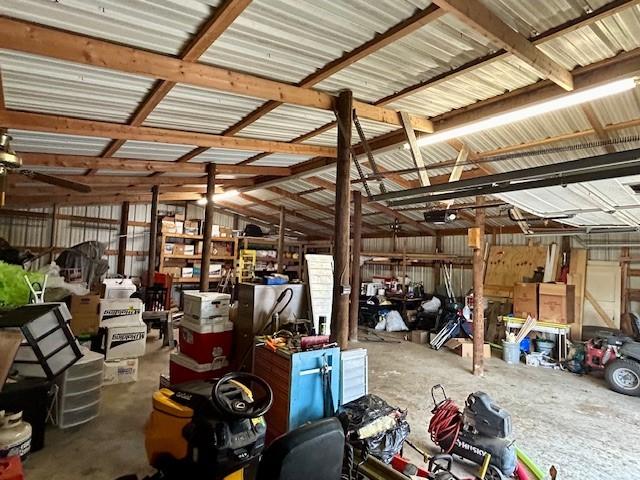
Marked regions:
[604,358,640,396]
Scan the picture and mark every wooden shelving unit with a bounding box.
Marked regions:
[158,232,238,285]
[240,236,303,279]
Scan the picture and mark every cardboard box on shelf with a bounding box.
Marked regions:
[219,226,233,238]
[184,220,200,236]
[175,221,184,235]
[445,338,491,359]
[182,267,194,278]
[103,358,139,385]
[183,245,195,256]
[173,244,186,255]
[538,283,575,324]
[411,330,429,345]
[195,241,203,255]
[69,294,101,336]
[164,243,175,255]
[161,218,176,233]
[162,267,182,278]
[513,283,538,318]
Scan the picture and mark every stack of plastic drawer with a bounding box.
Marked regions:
[56,348,104,429]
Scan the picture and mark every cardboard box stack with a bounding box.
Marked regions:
[97,289,146,384]
[170,291,233,384]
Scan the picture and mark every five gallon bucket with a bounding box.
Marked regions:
[502,340,521,364]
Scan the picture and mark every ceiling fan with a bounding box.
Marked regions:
[0,133,91,206]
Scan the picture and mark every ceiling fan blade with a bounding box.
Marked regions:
[22,171,92,193]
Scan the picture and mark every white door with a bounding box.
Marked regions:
[584,260,621,329]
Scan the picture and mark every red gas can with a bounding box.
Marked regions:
[0,456,24,480]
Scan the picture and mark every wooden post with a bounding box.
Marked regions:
[331,90,352,348]
[472,196,486,376]
[621,247,630,315]
[433,234,442,290]
[48,203,58,264]
[349,190,362,342]
[277,206,285,274]
[117,201,129,276]
[147,186,159,288]
[200,163,216,292]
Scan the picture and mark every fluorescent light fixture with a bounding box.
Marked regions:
[407,77,638,149]
[196,196,208,205]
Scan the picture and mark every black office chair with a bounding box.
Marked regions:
[256,417,345,480]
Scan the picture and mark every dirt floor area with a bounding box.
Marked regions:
[24,330,640,480]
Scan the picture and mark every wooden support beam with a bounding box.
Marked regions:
[200,164,216,292]
[433,234,442,288]
[48,204,58,264]
[349,190,362,342]
[277,206,285,274]
[400,111,429,186]
[332,91,353,348]
[431,0,573,90]
[266,186,384,233]
[306,176,434,235]
[0,17,432,132]
[8,191,203,207]
[148,185,159,287]
[472,196,486,376]
[117,201,130,275]
[240,192,335,231]
[0,110,336,157]
[215,200,324,237]
[581,103,616,154]
[17,152,289,176]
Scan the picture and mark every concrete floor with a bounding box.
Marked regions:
[24,333,640,480]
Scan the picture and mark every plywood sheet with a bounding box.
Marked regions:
[568,248,587,339]
[584,260,621,329]
[485,245,548,290]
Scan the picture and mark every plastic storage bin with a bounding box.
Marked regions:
[340,349,368,405]
[56,349,103,429]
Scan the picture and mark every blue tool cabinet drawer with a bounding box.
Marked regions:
[253,345,341,443]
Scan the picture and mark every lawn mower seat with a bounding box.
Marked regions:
[256,417,345,480]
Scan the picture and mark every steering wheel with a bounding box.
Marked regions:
[211,372,273,419]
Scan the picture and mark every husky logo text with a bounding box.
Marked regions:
[110,332,145,348]
[102,307,141,321]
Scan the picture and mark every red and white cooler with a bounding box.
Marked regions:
[169,352,229,384]
[178,318,233,364]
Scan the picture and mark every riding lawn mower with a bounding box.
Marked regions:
[120,372,541,480]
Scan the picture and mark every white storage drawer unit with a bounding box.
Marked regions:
[56,348,104,429]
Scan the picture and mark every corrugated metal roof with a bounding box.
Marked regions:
[9,130,110,156]
[190,148,256,164]
[239,104,335,142]
[143,84,265,134]
[0,50,153,123]
[480,0,611,37]
[537,4,640,69]
[200,0,433,84]
[0,0,219,56]
[114,140,194,161]
[316,13,495,102]
[250,154,313,167]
